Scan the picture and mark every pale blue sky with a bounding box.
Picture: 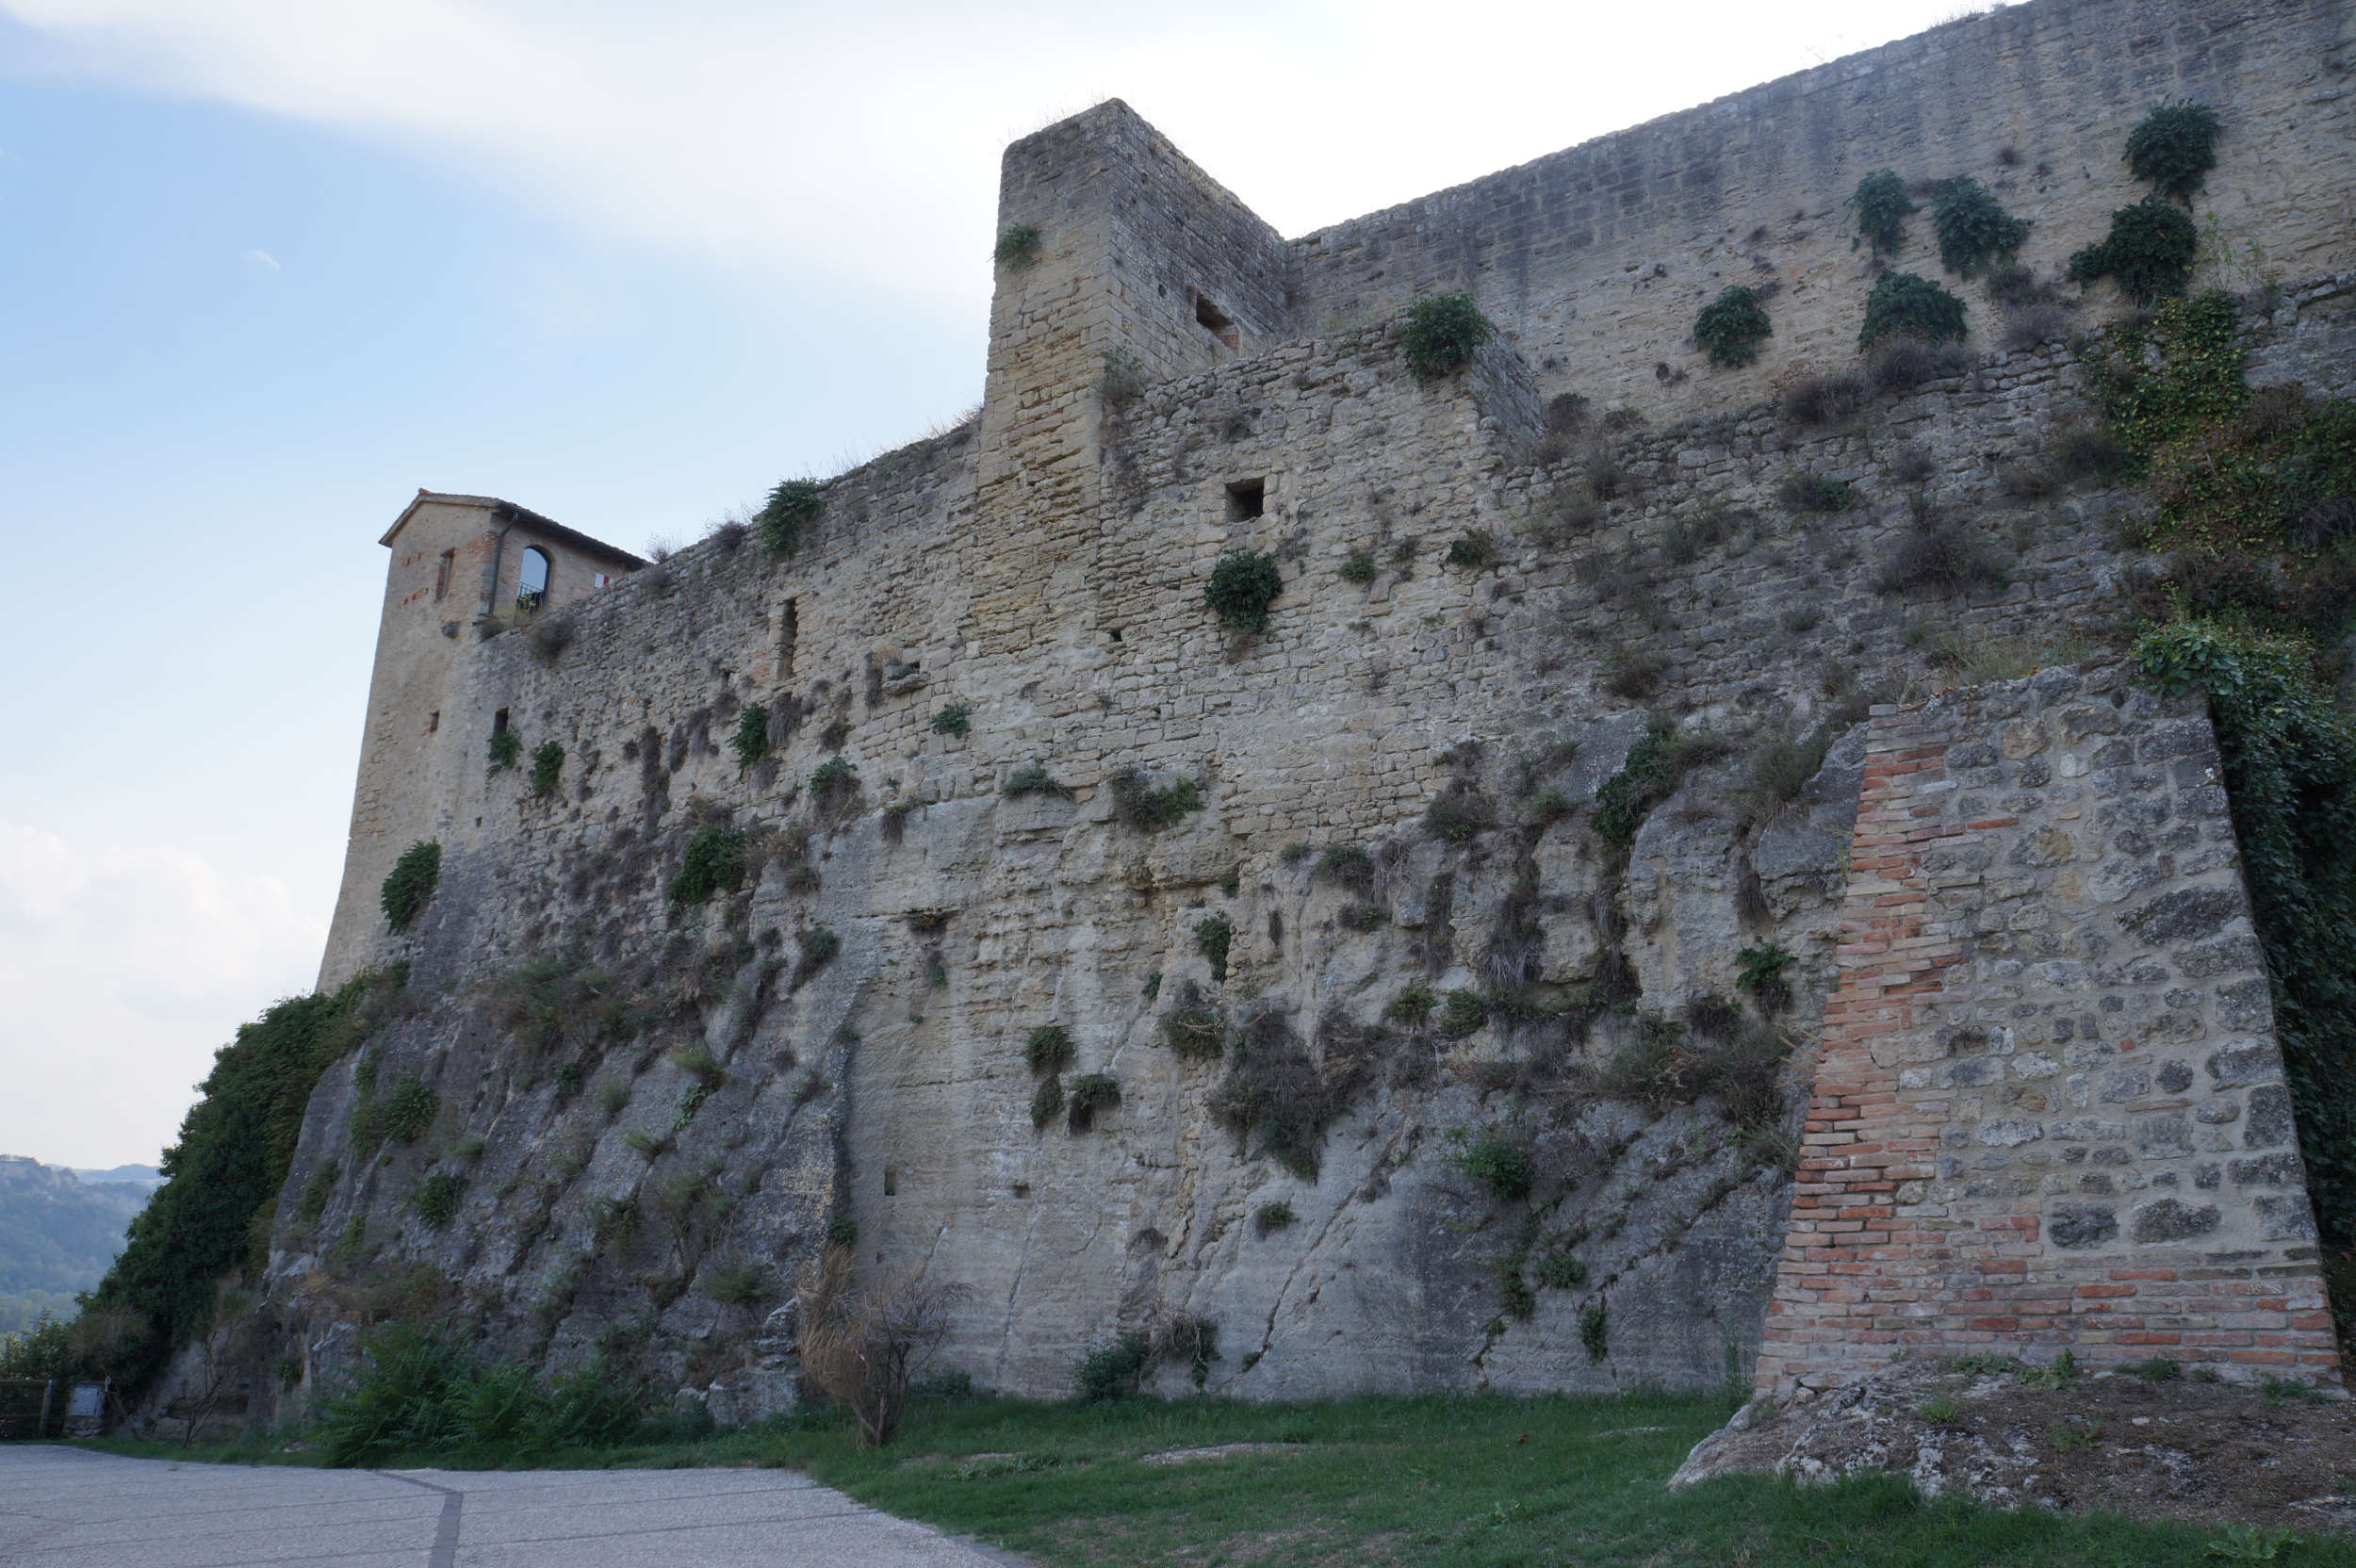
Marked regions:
[0,0,1996,1167]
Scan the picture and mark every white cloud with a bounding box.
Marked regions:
[0,822,325,1168]
[242,246,278,270]
[0,0,2004,319]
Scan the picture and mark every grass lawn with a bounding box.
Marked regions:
[78,1389,2353,1567]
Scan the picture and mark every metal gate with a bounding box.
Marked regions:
[0,1379,59,1441]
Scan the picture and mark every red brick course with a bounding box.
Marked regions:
[1754,694,2340,1393]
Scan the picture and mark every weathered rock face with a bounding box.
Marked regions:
[240,5,2356,1425]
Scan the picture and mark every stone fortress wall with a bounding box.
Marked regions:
[1287,0,2356,420]
[270,0,2356,1421]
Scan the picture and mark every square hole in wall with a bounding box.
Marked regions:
[1226,479,1266,521]
[1195,292,1239,351]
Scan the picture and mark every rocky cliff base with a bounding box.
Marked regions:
[1674,1360,2356,1540]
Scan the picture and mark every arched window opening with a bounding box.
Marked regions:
[516,547,550,613]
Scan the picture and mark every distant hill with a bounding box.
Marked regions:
[0,1156,155,1334]
[68,1165,162,1190]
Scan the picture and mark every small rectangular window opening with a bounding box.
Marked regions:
[779,598,799,680]
[492,709,510,736]
[1226,479,1266,521]
[1195,292,1239,351]
[884,1166,899,1197]
[427,711,439,734]
[434,548,455,601]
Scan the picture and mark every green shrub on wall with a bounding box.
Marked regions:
[669,826,747,906]
[1692,286,1772,368]
[529,740,564,799]
[413,1171,463,1229]
[1858,272,1967,350]
[759,479,823,556]
[380,1077,438,1144]
[1024,1024,1074,1076]
[1194,912,1235,985]
[1204,549,1284,634]
[1004,760,1074,800]
[730,705,771,774]
[993,222,1042,270]
[2125,100,2222,202]
[1848,169,1917,256]
[1929,176,2029,279]
[1066,1073,1121,1134]
[381,840,440,932]
[1442,530,1497,570]
[486,727,522,776]
[2069,199,2199,306]
[810,756,861,816]
[1109,770,1202,830]
[1398,292,1494,380]
[1445,1128,1532,1201]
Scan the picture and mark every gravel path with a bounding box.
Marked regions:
[0,1445,1017,1566]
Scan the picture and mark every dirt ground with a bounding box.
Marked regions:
[1674,1360,2356,1538]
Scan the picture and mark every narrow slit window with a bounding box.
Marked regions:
[1226,479,1266,521]
[779,598,799,679]
[434,548,455,601]
[427,711,439,734]
[492,709,510,736]
[516,547,550,612]
[1195,292,1239,350]
[884,1166,899,1197]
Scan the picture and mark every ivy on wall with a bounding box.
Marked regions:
[2095,291,2356,1316]
[2137,624,2356,1258]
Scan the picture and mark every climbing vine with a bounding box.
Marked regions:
[2090,285,2356,1309]
[2083,292,2248,480]
[2136,625,2356,1259]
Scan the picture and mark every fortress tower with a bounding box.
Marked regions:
[318,493,643,988]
